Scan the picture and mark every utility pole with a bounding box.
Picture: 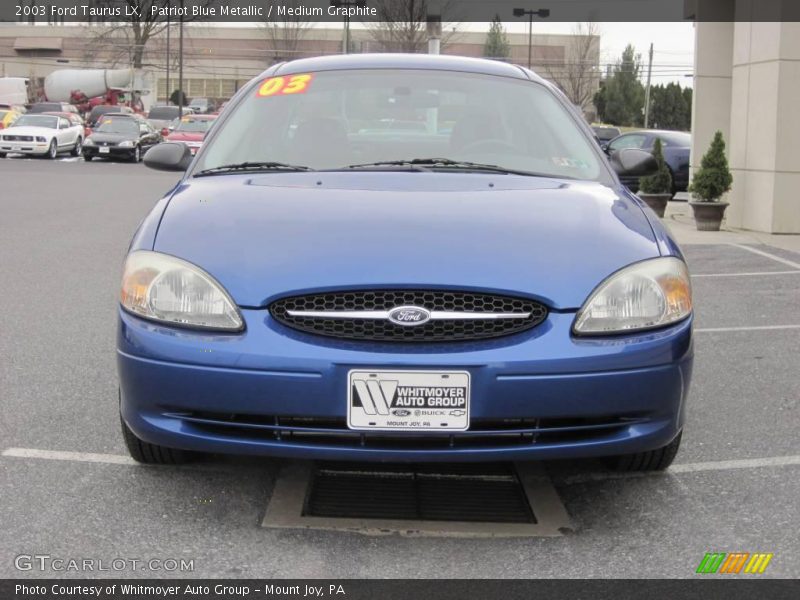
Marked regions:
[513,8,550,70]
[165,14,170,104]
[330,0,366,54]
[178,0,184,117]
[644,42,653,128]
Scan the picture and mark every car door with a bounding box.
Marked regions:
[56,118,73,147]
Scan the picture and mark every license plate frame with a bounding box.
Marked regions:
[347,369,470,432]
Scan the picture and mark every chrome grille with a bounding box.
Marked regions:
[269,289,547,342]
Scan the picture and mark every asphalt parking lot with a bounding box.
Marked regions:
[1,158,798,578]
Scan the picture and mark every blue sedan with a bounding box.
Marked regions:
[119,54,693,471]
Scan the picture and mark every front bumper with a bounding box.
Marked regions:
[118,308,693,462]
[0,142,49,155]
[83,146,135,159]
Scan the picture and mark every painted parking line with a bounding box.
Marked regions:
[694,324,800,333]
[731,244,800,269]
[692,270,800,278]
[5,447,800,478]
[557,454,800,485]
[1,447,136,466]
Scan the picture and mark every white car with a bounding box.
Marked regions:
[0,114,83,159]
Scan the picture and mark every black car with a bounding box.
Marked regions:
[604,130,691,194]
[83,116,161,162]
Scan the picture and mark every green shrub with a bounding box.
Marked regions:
[638,138,673,194]
[689,130,733,202]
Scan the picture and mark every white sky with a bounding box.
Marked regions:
[460,21,696,86]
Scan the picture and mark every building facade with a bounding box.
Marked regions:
[690,0,800,233]
[0,23,599,116]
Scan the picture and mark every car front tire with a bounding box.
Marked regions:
[131,145,141,163]
[71,138,82,157]
[607,431,682,472]
[84,154,93,162]
[47,140,57,159]
[120,415,193,465]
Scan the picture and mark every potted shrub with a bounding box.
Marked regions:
[688,130,733,231]
[637,138,673,218]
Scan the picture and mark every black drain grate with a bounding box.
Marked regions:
[303,462,536,524]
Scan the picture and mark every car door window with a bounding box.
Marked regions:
[608,134,647,152]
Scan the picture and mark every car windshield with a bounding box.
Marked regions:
[95,118,139,135]
[148,107,180,120]
[194,69,603,180]
[13,115,58,128]
[176,118,214,133]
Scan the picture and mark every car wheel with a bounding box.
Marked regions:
[120,415,193,465]
[607,431,682,472]
[0,152,6,158]
[47,139,57,159]
[71,138,82,157]
[131,145,141,163]
[84,155,93,162]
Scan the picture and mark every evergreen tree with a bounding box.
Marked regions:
[639,139,673,194]
[597,45,645,126]
[649,82,690,130]
[484,14,510,59]
[689,131,733,202]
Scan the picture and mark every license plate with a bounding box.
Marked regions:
[12,146,21,152]
[347,370,470,431]
[99,147,110,154]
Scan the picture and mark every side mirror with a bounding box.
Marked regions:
[143,142,192,172]
[609,148,657,176]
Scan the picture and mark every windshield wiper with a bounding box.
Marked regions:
[195,161,312,176]
[344,158,545,177]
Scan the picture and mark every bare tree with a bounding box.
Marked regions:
[85,1,209,70]
[364,0,460,53]
[261,1,314,64]
[543,22,601,112]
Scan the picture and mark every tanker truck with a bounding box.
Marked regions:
[43,68,145,115]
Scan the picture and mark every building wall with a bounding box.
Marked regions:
[0,24,598,113]
[690,0,800,233]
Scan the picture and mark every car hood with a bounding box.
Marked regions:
[2,126,55,137]
[167,132,203,142]
[89,132,135,144]
[153,172,659,310]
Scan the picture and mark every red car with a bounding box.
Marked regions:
[43,111,91,139]
[165,114,217,155]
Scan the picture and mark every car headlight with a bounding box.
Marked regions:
[120,251,244,331]
[35,136,47,142]
[83,137,95,146]
[573,257,692,335]
[118,140,135,148]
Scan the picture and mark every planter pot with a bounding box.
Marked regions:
[690,201,729,231]
[637,192,672,218]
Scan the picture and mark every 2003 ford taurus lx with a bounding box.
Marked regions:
[118,54,693,470]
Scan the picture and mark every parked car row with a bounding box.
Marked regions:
[592,125,691,195]
[0,105,218,162]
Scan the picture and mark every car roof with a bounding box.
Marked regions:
[268,53,541,83]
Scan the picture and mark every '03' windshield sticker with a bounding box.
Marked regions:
[552,156,590,169]
[256,74,314,98]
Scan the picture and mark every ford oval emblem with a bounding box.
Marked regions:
[388,305,431,327]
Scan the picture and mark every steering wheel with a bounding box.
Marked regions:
[457,139,519,155]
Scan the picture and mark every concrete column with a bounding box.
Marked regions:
[726,21,800,233]
[690,20,734,182]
